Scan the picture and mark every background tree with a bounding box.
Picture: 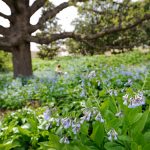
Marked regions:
[0,0,150,77]
[66,0,150,55]
[0,0,86,77]
[37,2,62,60]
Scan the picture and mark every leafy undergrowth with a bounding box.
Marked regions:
[0,50,150,149]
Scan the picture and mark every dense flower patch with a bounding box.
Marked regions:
[0,51,150,149]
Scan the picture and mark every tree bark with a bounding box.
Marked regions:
[12,42,32,78]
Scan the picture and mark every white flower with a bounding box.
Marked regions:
[59,136,69,144]
[115,111,123,117]
[88,71,96,79]
[55,118,60,126]
[107,129,118,141]
[108,135,112,141]
[123,94,128,105]
[95,112,104,123]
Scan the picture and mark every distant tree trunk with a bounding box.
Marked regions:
[12,42,32,78]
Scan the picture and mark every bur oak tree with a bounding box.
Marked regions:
[0,0,150,77]
[67,0,150,55]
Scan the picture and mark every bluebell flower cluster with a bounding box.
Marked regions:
[108,89,118,96]
[123,92,145,108]
[43,108,51,121]
[80,108,104,123]
[107,129,118,141]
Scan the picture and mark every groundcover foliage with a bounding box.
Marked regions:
[0,51,150,150]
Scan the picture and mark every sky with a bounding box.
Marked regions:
[0,0,78,51]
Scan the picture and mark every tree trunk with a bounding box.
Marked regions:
[12,42,32,78]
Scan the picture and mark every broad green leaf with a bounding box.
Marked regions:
[144,132,150,142]
[132,110,149,133]
[80,122,89,135]
[0,140,21,150]
[143,144,150,150]
[90,121,104,147]
[118,135,132,142]
[104,142,125,150]
[18,127,31,136]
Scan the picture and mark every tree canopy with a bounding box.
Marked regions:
[66,0,150,55]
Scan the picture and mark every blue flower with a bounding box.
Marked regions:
[80,90,86,97]
[61,118,71,129]
[107,129,118,141]
[43,109,51,121]
[80,110,91,123]
[72,121,81,134]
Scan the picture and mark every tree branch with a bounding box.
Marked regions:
[29,0,46,17]
[28,13,150,45]
[0,25,10,36]
[0,46,12,52]
[2,0,15,13]
[29,0,87,33]
[0,37,12,52]
[29,2,70,33]
[28,32,75,44]
[2,0,12,7]
[0,12,10,20]
[82,13,150,40]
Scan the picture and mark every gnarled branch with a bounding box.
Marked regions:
[29,0,87,33]
[28,32,75,44]
[29,0,46,17]
[2,0,12,7]
[29,2,69,33]
[0,37,12,52]
[0,25,10,36]
[82,13,150,40]
[28,13,150,44]
[0,12,10,20]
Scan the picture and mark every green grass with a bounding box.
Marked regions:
[32,50,150,72]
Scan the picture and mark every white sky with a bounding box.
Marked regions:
[0,0,78,51]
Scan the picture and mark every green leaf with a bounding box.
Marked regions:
[90,121,104,147]
[118,135,132,142]
[143,144,150,150]
[144,132,150,142]
[80,122,89,135]
[0,140,21,150]
[104,142,125,150]
[108,118,122,129]
[132,110,149,133]
[131,142,138,150]
[127,109,142,125]
[18,127,31,136]
[128,112,143,125]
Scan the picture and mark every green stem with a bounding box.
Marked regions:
[141,72,149,91]
[101,79,119,112]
